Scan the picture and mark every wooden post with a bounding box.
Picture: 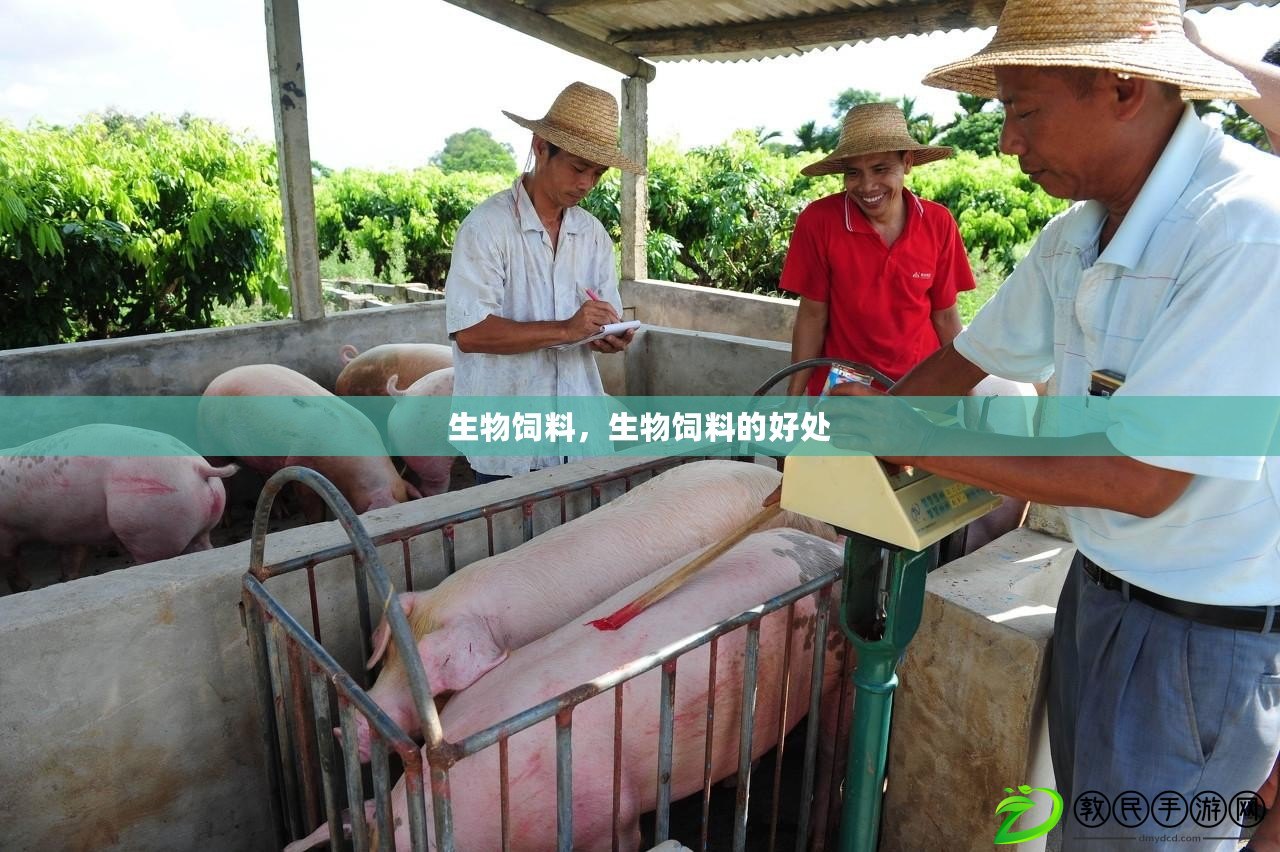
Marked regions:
[620,75,649,282]
[265,0,324,321]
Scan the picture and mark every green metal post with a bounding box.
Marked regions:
[836,533,935,852]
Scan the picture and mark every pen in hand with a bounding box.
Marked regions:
[585,287,602,302]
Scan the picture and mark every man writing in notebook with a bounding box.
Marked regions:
[445,82,640,483]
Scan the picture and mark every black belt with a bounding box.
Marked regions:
[1081,556,1280,634]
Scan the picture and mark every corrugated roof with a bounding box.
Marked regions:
[444,0,1278,76]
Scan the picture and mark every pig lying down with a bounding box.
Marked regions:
[288,528,845,852]
[335,343,453,396]
[351,460,837,760]
[0,424,236,593]
[199,364,420,519]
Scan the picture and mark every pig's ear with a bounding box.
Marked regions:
[367,596,415,669]
[420,617,508,693]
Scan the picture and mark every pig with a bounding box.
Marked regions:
[198,364,420,519]
[287,528,847,852]
[384,368,455,498]
[351,459,837,761]
[335,343,453,397]
[0,424,236,593]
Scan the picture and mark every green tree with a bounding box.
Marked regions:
[1195,101,1271,151]
[897,96,938,145]
[0,114,287,348]
[431,128,517,176]
[832,88,885,117]
[956,93,993,117]
[936,109,1005,157]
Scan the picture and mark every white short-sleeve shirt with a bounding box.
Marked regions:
[954,107,1280,605]
[445,177,622,476]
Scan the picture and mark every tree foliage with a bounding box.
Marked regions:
[0,114,287,349]
[313,166,508,286]
[936,109,1005,157]
[431,128,518,176]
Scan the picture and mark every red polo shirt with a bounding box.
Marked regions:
[780,189,975,393]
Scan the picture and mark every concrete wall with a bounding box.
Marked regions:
[881,529,1074,852]
[0,302,450,396]
[0,455,657,852]
[622,278,796,344]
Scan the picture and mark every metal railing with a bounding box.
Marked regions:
[243,460,850,851]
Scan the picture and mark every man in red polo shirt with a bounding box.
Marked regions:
[781,102,976,395]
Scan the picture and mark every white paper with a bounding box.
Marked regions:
[553,319,642,349]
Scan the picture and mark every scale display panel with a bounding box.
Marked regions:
[781,453,1003,551]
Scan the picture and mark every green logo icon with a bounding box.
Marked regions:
[994,784,1064,844]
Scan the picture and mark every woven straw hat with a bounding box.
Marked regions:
[503,82,643,174]
[800,103,952,177]
[922,0,1258,101]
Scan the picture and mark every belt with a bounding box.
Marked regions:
[1081,556,1280,634]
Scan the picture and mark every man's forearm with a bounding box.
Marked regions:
[891,343,988,396]
[454,315,573,354]
[903,431,1192,517]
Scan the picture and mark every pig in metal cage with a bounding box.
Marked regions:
[242,461,853,852]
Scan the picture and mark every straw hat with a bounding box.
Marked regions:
[800,103,952,177]
[922,0,1258,101]
[503,82,643,174]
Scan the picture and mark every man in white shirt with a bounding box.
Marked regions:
[445,82,640,482]
[821,1,1280,849]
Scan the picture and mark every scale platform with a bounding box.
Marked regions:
[780,452,1002,551]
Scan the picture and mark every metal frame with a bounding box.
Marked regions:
[243,459,851,851]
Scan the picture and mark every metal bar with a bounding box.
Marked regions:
[250,460,686,580]
[449,571,839,759]
[700,637,719,852]
[306,561,322,644]
[767,605,797,852]
[402,539,414,592]
[654,659,677,842]
[486,512,495,557]
[338,701,370,852]
[427,761,454,852]
[443,523,457,576]
[523,501,534,542]
[243,591,289,848]
[612,688,624,852]
[307,666,344,852]
[794,587,834,852]
[403,750,432,852]
[556,708,574,852]
[370,736,393,852]
[732,621,762,852]
[500,736,512,852]
[267,617,304,839]
[287,637,323,831]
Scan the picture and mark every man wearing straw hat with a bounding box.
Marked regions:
[445,82,641,484]
[780,102,976,395]
[818,1,1280,849]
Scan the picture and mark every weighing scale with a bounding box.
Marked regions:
[781,413,1002,852]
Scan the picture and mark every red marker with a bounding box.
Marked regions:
[585,287,602,302]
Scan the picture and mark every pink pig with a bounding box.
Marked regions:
[199,364,420,519]
[287,528,846,852]
[335,344,453,397]
[384,368,455,498]
[350,460,837,761]
[0,424,236,592]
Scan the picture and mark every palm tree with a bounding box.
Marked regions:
[957,93,992,116]
[897,96,938,145]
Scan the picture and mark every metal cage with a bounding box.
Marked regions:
[242,460,852,852]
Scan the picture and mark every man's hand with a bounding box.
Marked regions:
[566,299,620,343]
[589,328,635,353]
[824,382,938,465]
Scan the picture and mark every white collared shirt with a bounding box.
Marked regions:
[445,176,622,476]
[955,106,1280,604]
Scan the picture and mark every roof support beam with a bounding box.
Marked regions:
[442,0,656,80]
[529,0,669,14]
[265,0,324,321]
[619,74,648,282]
[611,0,1006,57]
